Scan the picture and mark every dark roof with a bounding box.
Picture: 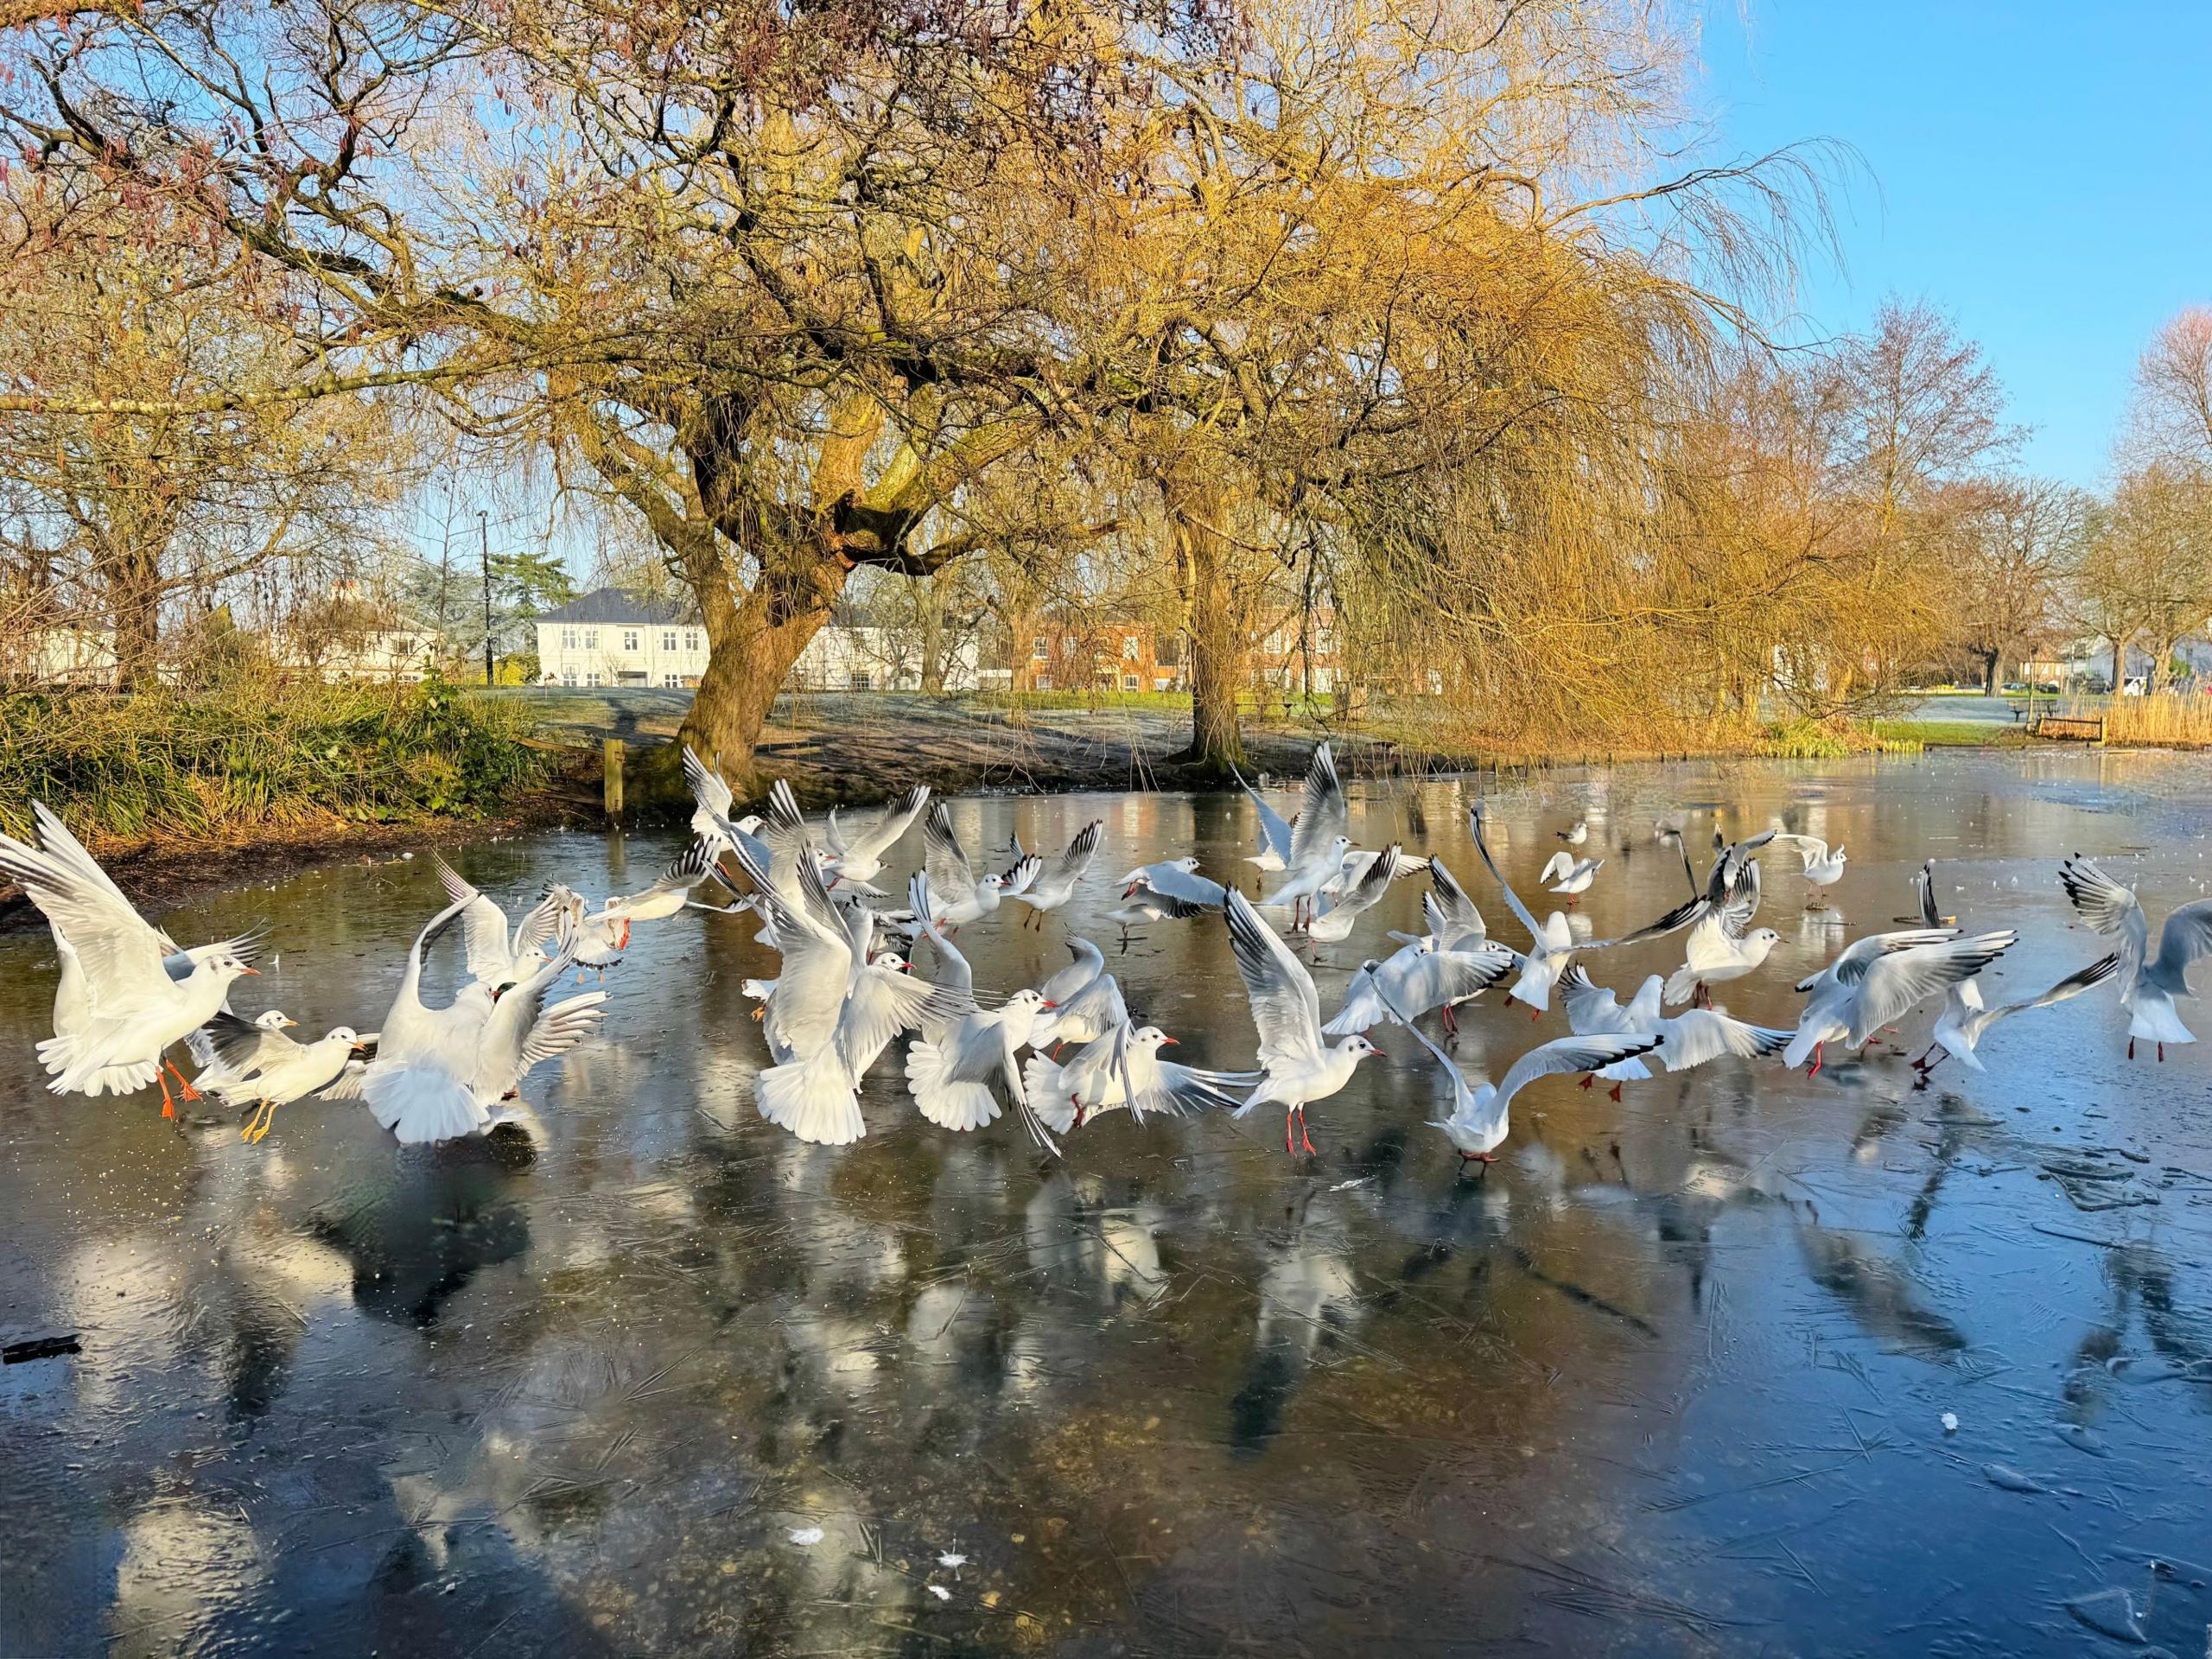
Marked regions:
[536,587,701,626]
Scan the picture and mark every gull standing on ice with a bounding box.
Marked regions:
[1557,821,1589,847]
[1011,820,1103,930]
[1223,891,1382,1154]
[1539,851,1604,902]
[2058,855,2212,1059]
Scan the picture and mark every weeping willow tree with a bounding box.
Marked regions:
[1046,0,1837,770]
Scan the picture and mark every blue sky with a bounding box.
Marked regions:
[1700,2,2212,487]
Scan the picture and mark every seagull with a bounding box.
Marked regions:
[730,836,933,1144]
[1307,843,1406,943]
[1470,805,1697,1014]
[193,1012,368,1142]
[187,1007,299,1091]
[1557,966,1792,1099]
[918,803,1007,930]
[0,809,262,1116]
[1322,936,1516,1038]
[681,747,771,868]
[1538,851,1604,900]
[1662,835,1782,1007]
[1011,820,1103,929]
[1910,860,1958,927]
[1232,766,1295,874]
[1116,855,1226,907]
[1771,833,1847,904]
[904,874,1053,1139]
[597,838,724,934]
[1223,890,1382,1154]
[821,785,932,884]
[1557,821,1589,846]
[1387,859,1490,951]
[1385,986,1658,1166]
[1322,846,1431,896]
[1024,1020,1255,1134]
[2058,856,2212,1059]
[1784,931,2018,1077]
[434,857,575,988]
[1913,954,2120,1081]
[1106,876,1218,939]
[356,894,603,1143]
[1262,743,1351,930]
[1030,937,1129,1052]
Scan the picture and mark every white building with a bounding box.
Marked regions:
[534,588,982,691]
[534,589,709,688]
[788,624,980,692]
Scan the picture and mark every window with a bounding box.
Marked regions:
[561,627,578,650]
[661,630,677,652]
[623,630,640,652]
[662,673,683,688]
[1122,673,1140,691]
[1122,635,1140,660]
[683,630,701,652]
[585,671,602,688]
[561,671,577,687]
[582,629,598,649]
[849,671,873,691]
[1033,636,1049,661]
[1033,674,1052,691]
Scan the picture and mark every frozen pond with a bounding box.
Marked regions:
[3,750,2211,1656]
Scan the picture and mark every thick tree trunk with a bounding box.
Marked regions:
[918,575,946,695]
[677,572,841,789]
[105,543,163,692]
[1981,649,2003,696]
[1162,470,1247,777]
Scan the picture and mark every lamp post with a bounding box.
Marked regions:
[479,510,495,686]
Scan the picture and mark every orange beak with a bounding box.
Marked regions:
[1040,1000,1058,1009]
[237,965,260,976]
[1160,1035,1179,1045]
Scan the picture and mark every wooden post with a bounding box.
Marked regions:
[603,739,626,822]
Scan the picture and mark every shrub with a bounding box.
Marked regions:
[0,676,546,844]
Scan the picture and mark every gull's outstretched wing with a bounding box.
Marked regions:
[1224,890,1325,1070]
[1287,743,1348,870]
[1847,931,2018,1046]
[1233,766,1296,864]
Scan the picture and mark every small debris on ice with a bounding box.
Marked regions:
[926,1584,951,1601]
[1940,1412,1958,1434]
[789,1527,825,1546]
[938,1553,967,1569]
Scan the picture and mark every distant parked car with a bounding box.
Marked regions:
[2036,682,2062,695]
[2002,682,2027,693]
[2122,677,2147,696]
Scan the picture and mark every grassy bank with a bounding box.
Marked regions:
[1,678,550,849]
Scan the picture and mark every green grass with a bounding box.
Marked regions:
[0,677,548,845]
[1866,719,2018,747]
